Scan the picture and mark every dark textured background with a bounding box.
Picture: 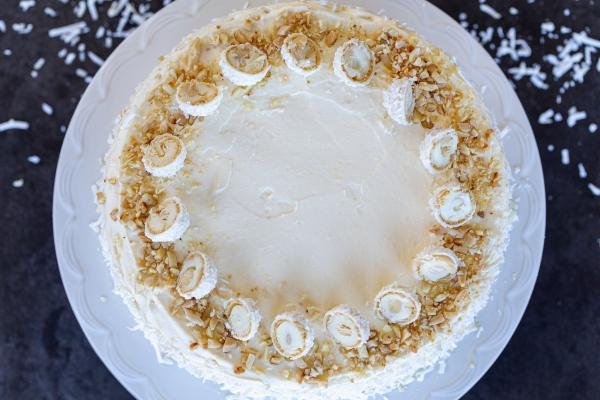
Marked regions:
[0,1,599,399]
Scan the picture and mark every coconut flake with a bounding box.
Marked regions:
[538,109,555,124]
[27,155,41,164]
[577,163,587,179]
[42,103,54,115]
[479,4,501,20]
[0,119,29,132]
[561,149,570,165]
[566,106,587,127]
[588,183,600,196]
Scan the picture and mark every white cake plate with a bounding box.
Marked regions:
[53,0,545,399]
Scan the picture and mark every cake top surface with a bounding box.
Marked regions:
[95,2,514,399]
[177,70,434,321]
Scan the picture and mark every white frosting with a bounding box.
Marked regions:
[324,304,370,349]
[383,78,415,125]
[419,129,458,174]
[142,134,187,178]
[179,69,434,320]
[413,246,459,282]
[144,196,190,242]
[220,44,271,86]
[430,185,476,228]
[333,39,374,87]
[176,252,218,300]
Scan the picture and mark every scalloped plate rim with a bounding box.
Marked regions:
[52,1,545,399]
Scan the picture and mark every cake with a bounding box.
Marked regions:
[94,2,515,399]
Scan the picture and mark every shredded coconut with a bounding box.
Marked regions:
[27,155,41,164]
[12,23,33,34]
[42,103,54,115]
[479,4,501,20]
[567,106,587,127]
[560,149,570,165]
[0,119,30,132]
[538,109,555,124]
[19,1,36,12]
[577,163,587,179]
[588,183,600,196]
[459,5,599,196]
[44,7,57,17]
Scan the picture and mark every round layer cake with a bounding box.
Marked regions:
[94,2,515,399]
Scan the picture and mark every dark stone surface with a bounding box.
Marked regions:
[0,1,598,399]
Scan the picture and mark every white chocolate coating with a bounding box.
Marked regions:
[413,246,460,282]
[176,252,218,300]
[324,304,370,349]
[271,312,314,359]
[144,196,190,242]
[220,44,270,86]
[333,39,375,87]
[419,129,459,174]
[383,78,415,125]
[430,185,476,228]
[374,283,421,325]
[142,134,187,178]
[176,81,223,117]
[225,298,261,341]
[281,33,322,76]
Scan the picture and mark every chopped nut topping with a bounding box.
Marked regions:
[96,192,106,205]
[222,337,238,353]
